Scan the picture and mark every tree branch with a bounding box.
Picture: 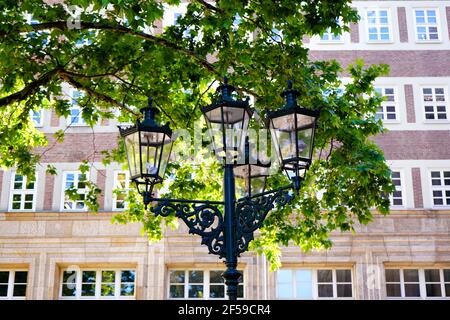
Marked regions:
[194,0,224,13]
[58,71,140,117]
[0,66,62,107]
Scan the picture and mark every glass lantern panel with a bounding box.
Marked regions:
[158,139,174,179]
[296,127,313,159]
[140,132,161,178]
[125,132,140,178]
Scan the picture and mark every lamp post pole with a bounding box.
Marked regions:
[222,164,241,300]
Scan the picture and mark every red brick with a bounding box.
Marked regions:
[446,7,450,41]
[310,50,450,77]
[397,7,408,43]
[35,133,119,163]
[43,173,55,210]
[96,169,106,211]
[411,167,424,208]
[50,110,60,127]
[374,131,450,160]
[350,23,359,43]
[404,84,416,123]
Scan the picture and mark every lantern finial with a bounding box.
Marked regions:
[287,79,293,89]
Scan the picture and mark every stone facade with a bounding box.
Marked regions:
[1,0,450,300]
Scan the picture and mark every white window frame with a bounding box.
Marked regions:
[375,86,400,123]
[421,86,449,122]
[167,269,245,300]
[112,171,130,211]
[390,170,406,208]
[0,270,28,300]
[413,8,441,43]
[276,268,354,300]
[9,172,37,212]
[429,169,450,208]
[385,268,450,299]
[59,268,136,300]
[66,88,87,126]
[61,171,89,211]
[365,8,393,43]
[30,109,43,127]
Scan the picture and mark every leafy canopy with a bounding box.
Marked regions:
[0,0,393,268]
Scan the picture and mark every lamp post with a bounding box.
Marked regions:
[119,79,320,300]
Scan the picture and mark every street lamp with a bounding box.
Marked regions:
[119,79,320,300]
[268,80,319,190]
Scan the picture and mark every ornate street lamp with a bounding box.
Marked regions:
[119,79,320,300]
[118,97,173,207]
[202,76,252,162]
[268,80,319,190]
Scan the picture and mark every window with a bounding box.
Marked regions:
[366,9,391,41]
[320,28,341,42]
[30,109,43,127]
[390,171,404,207]
[68,90,86,126]
[422,87,448,120]
[9,173,36,211]
[113,171,129,210]
[414,9,440,41]
[62,171,88,211]
[386,268,450,298]
[0,270,28,299]
[276,268,353,299]
[430,170,450,206]
[375,87,398,121]
[168,270,244,299]
[60,269,135,299]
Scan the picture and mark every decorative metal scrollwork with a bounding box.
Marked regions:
[235,190,293,255]
[151,200,226,257]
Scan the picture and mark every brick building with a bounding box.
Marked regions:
[1,1,450,300]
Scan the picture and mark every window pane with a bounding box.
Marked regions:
[426,284,442,297]
[81,284,96,296]
[169,285,184,298]
[82,271,96,283]
[277,270,292,283]
[425,269,440,282]
[63,271,77,283]
[296,281,313,299]
[14,271,27,283]
[210,271,223,283]
[170,271,185,284]
[188,285,203,298]
[317,270,332,283]
[62,284,77,297]
[404,284,420,297]
[336,270,351,282]
[386,284,401,297]
[101,271,115,283]
[403,269,419,282]
[121,270,135,283]
[120,283,135,296]
[189,271,203,283]
[444,269,450,282]
[0,285,8,297]
[318,284,333,297]
[210,285,225,298]
[277,283,293,299]
[101,284,115,296]
[0,271,9,283]
[337,284,352,297]
[13,284,27,297]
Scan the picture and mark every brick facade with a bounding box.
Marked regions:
[43,173,55,211]
[397,7,408,43]
[412,168,424,208]
[404,84,416,123]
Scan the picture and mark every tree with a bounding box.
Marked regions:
[0,0,393,268]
